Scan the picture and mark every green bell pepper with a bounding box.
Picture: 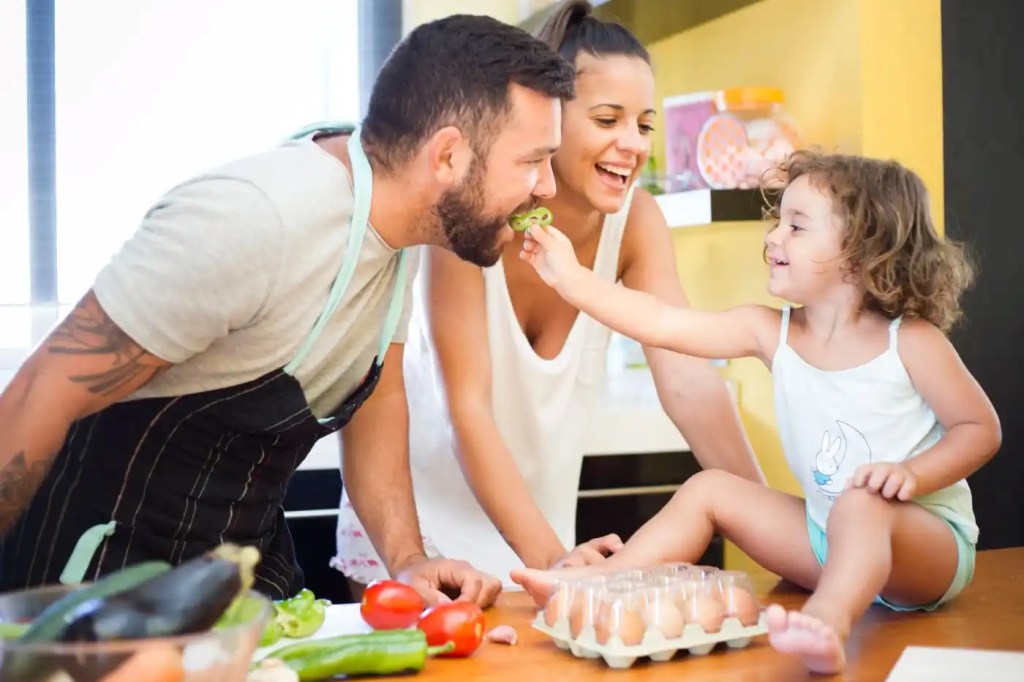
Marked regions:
[274,589,329,638]
[266,629,453,681]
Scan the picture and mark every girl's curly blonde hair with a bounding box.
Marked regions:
[762,150,974,332]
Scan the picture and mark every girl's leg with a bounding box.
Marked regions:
[768,487,960,674]
[512,470,822,599]
[605,470,822,586]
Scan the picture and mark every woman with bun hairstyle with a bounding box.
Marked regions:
[333,1,765,597]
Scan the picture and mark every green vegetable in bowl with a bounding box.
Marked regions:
[217,589,286,647]
[509,206,552,232]
[0,622,28,639]
[261,619,285,648]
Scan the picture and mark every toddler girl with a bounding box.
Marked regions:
[513,151,1000,673]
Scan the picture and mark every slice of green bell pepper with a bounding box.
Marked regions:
[217,587,331,645]
[509,206,553,232]
[274,589,329,638]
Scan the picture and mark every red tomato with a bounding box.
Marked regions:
[360,580,425,630]
[417,602,485,658]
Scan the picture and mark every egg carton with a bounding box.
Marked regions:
[531,609,767,669]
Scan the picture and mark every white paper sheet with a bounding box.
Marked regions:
[886,646,1024,681]
[253,604,373,660]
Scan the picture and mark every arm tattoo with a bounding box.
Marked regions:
[46,294,168,397]
[0,451,50,533]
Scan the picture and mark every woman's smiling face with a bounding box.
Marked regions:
[551,53,656,214]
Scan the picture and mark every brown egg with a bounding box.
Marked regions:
[723,586,761,626]
[594,602,613,644]
[543,589,568,628]
[686,593,725,633]
[594,601,646,646]
[644,600,685,639]
[616,606,647,645]
[567,590,589,638]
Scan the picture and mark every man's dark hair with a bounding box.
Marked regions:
[362,14,576,171]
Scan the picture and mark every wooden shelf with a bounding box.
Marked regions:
[652,188,766,228]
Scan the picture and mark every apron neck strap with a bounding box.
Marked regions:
[284,125,406,376]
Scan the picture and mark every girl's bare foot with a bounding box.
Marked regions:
[509,568,561,607]
[766,603,847,674]
[510,566,599,607]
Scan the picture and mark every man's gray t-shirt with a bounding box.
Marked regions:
[93,137,416,418]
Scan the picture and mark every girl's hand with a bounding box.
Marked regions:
[519,224,582,292]
[550,534,624,569]
[847,462,918,500]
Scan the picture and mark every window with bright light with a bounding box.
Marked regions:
[0,2,30,306]
[54,0,361,302]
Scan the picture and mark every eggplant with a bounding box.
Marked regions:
[55,544,259,643]
[20,560,171,643]
[0,545,260,682]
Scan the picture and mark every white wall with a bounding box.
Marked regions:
[1,0,363,469]
[0,2,30,304]
[0,0,361,307]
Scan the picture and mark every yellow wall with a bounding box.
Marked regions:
[859,0,945,229]
[648,0,944,572]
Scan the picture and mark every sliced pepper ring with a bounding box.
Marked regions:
[509,207,553,232]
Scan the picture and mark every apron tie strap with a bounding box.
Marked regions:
[59,520,117,585]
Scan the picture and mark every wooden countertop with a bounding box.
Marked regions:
[418,547,1024,681]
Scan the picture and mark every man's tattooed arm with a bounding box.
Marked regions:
[0,452,50,530]
[0,290,173,533]
[47,292,170,396]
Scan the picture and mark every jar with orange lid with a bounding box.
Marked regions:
[695,86,801,190]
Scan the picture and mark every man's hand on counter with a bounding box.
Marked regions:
[394,554,503,608]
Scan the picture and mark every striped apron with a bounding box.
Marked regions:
[0,128,408,599]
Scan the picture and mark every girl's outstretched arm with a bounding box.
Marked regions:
[521,224,777,363]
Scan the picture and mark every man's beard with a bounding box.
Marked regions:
[431,160,513,267]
